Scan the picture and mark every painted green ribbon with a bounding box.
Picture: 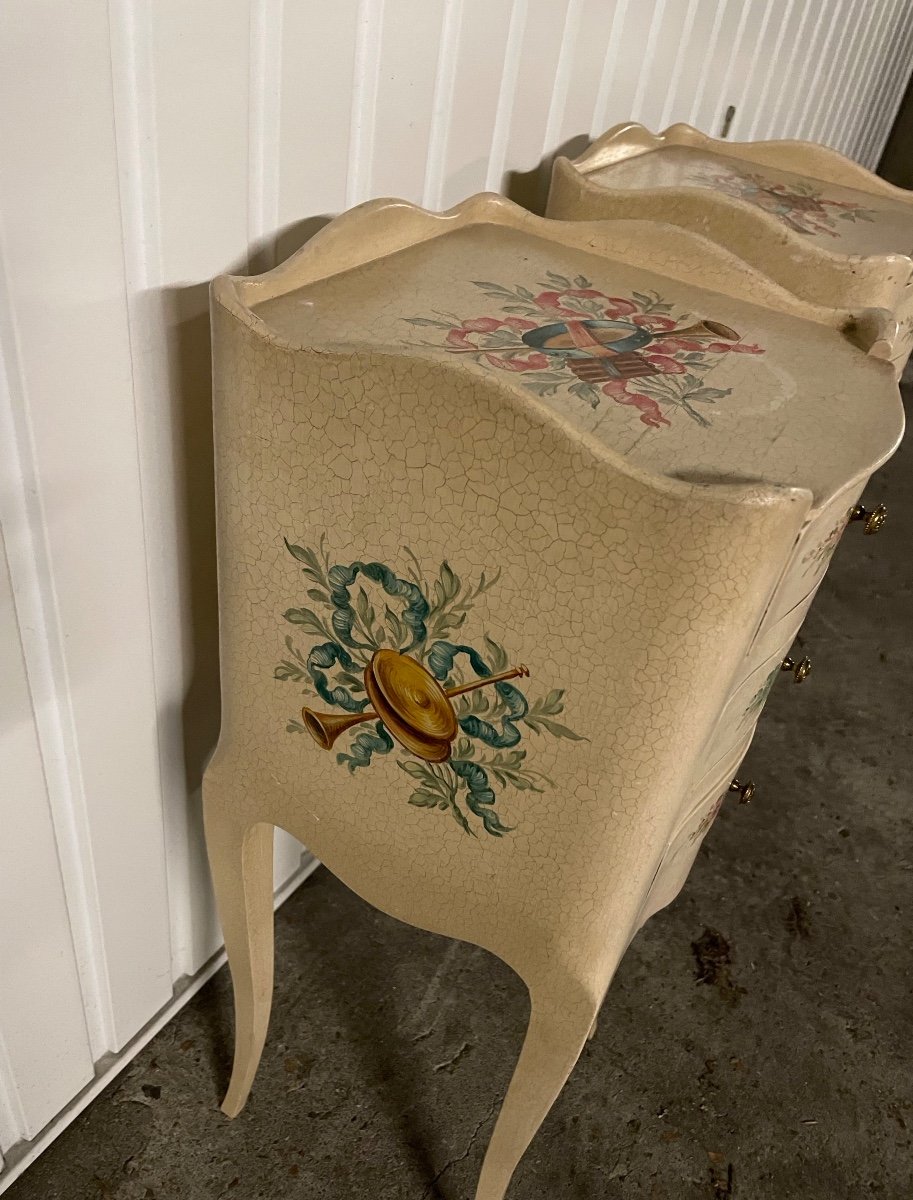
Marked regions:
[306,642,368,713]
[427,640,529,748]
[450,759,513,837]
[338,721,394,772]
[327,561,429,652]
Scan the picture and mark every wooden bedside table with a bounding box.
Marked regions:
[547,122,913,378]
[204,194,903,1200]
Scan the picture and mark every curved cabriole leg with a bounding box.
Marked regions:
[475,989,599,1200]
[203,794,275,1118]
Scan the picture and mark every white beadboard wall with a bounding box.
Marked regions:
[0,0,909,1185]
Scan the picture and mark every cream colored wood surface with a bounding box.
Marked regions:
[573,119,913,196]
[548,122,913,375]
[206,194,902,1199]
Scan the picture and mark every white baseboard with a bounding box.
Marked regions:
[0,854,320,1194]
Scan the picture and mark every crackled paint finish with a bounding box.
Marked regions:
[204,194,903,1200]
[403,274,765,430]
[547,123,913,377]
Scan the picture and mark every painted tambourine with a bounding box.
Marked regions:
[302,648,529,763]
[522,317,738,382]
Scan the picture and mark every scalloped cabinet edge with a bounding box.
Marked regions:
[548,123,913,377]
[205,193,904,1200]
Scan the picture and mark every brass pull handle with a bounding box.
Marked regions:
[729,778,755,804]
[781,655,812,683]
[850,503,887,535]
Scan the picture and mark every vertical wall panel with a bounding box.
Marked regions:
[499,0,569,206]
[849,3,899,157]
[0,1033,18,1159]
[819,3,877,150]
[108,0,200,994]
[346,0,385,208]
[765,1,819,140]
[795,0,857,139]
[656,0,722,130]
[637,1,699,132]
[810,2,875,144]
[151,1,252,276]
[485,0,530,190]
[745,0,798,140]
[145,0,257,978]
[438,0,513,207]
[869,12,913,164]
[0,0,173,1052]
[543,0,613,158]
[717,0,778,140]
[372,0,446,203]
[607,0,666,128]
[776,2,835,140]
[691,0,752,136]
[0,531,95,1138]
[0,219,117,1073]
[147,0,307,974]
[278,3,359,237]
[854,1,912,165]
[590,0,629,134]
[248,0,285,270]
[841,0,892,159]
[539,0,579,158]
[0,0,909,1186]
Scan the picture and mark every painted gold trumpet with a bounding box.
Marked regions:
[302,648,529,763]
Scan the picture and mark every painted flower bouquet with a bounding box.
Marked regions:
[405,271,764,429]
[689,166,877,238]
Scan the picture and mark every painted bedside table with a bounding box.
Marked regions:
[547,122,913,377]
[204,194,903,1200]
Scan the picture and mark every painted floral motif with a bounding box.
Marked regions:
[275,538,584,837]
[689,793,725,845]
[403,273,765,430]
[743,663,782,726]
[801,510,852,575]
[688,166,877,238]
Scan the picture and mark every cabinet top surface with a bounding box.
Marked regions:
[584,146,913,257]
[250,221,902,506]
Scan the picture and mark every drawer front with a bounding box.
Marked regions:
[689,600,812,788]
[699,651,786,775]
[751,484,866,644]
[639,739,750,925]
[750,590,815,666]
[643,791,726,918]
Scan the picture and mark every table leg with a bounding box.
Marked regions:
[475,985,599,1200]
[203,792,275,1119]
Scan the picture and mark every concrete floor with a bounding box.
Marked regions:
[9,397,911,1200]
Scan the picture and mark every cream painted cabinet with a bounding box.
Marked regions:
[205,194,902,1199]
[548,123,913,375]
[2,0,912,1188]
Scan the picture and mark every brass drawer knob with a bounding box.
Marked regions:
[850,503,887,535]
[781,655,812,683]
[729,778,755,804]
